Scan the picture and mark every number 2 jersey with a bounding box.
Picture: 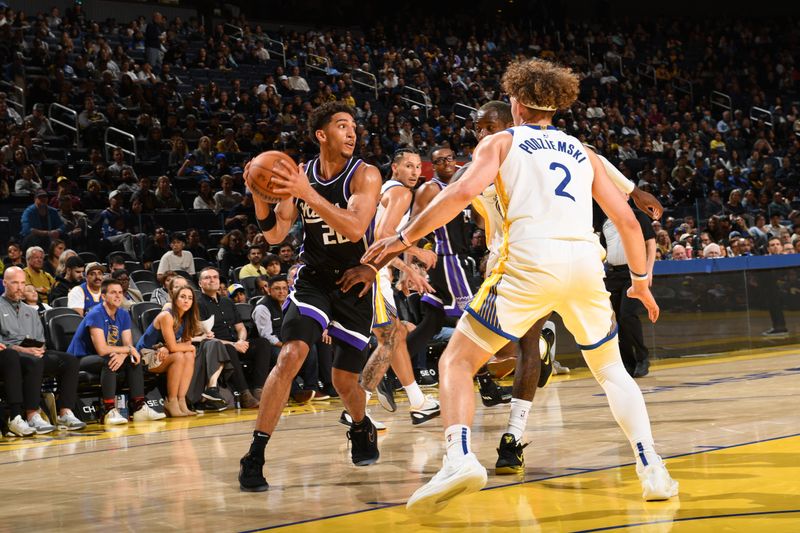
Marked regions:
[294,157,373,271]
[496,125,598,265]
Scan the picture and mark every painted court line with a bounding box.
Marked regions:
[239,431,800,532]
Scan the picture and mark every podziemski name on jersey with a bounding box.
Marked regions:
[518,138,587,163]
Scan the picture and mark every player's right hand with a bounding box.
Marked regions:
[627,281,659,322]
[336,264,376,298]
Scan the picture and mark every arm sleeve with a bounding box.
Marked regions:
[119,309,133,332]
[67,286,84,309]
[599,154,635,195]
[51,209,65,232]
[157,253,169,274]
[185,251,195,274]
[252,305,280,345]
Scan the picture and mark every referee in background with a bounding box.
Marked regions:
[598,197,657,378]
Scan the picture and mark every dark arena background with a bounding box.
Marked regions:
[0,0,798,531]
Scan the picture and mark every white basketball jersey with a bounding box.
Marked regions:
[375,179,411,231]
[497,126,597,263]
[472,183,503,272]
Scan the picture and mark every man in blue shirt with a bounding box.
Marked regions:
[21,189,64,250]
[68,278,165,425]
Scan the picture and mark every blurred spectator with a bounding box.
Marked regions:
[240,246,267,279]
[49,255,85,303]
[23,246,55,304]
[68,262,105,316]
[157,233,195,283]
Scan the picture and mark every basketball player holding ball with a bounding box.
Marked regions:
[239,102,383,492]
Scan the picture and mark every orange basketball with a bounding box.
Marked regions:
[245,150,298,203]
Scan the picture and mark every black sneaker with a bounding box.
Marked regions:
[480,379,512,407]
[323,383,339,398]
[495,433,528,475]
[538,326,555,388]
[762,328,789,337]
[417,369,439,387]
[347,416,380,466]
[202,387,225,403]
[633,359,650,378]
[376,376,397,412]
[195,399,228,412]
[239,453,269,492]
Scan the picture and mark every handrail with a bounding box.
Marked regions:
[48,103,79,147]
[400,86,431,118]
[750,106,773,127]
[711,91,732,114]
[605,52,623,77]
[636,63,656,85]
[223,23,243,39]
[671,77,694,102]
[453,103,477,122]
[305,53,330,76]
[0,80,25,117]
[352,68,377,100]
[104,127,137,162]
[266,37,286,68]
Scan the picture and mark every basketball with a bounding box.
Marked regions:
[245,150,298,203]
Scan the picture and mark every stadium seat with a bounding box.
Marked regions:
[140,308,161,330]
[48,314,83,353]
[131,270,158,284]
[131,302,163,331]
[136,280,160,294]
[51,296,69,308]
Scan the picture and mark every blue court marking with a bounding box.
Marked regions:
[571,509,800,533]
[593,366,800,397]
[239,431,800,532]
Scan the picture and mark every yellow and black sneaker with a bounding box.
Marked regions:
[538,326,555,388]
[495,433,529,475]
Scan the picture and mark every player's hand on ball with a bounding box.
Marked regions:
[270,160,311,200]
[337,264,376,298]
[628,281,659,322]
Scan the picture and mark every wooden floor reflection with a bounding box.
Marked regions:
[2,346,799,532]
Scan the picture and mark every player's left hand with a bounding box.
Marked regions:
[630,188,663,220]
[411,247,438,270]
[270,160,311,200]
[399,268,434,296]
[362,235,408,266]
[336,264,376,298]
[628,281,659,322]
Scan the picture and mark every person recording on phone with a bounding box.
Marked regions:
[0,267,84,432]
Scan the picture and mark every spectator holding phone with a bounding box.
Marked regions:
[0,267,85,431]
[67,278,166,425]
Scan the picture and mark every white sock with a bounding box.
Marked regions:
[445,424,471,461]
[404,381,425,409]
[584,339,659,468]
[506,398,532,442]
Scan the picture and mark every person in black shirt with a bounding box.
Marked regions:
[143,227,170,271]
[49,256,85,303]
[196,267,269,407]
[599,200,657,378]
[239,102,382,491]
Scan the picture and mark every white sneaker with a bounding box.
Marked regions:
[27,412,56,434]
[406,453,487,512]
[410,396,441,426]
[6,415,35,437]
[104,408,128,425]
[132,404,167,422]
[553,360,570,375]
[637,459,679,501]
[56,410,87,431]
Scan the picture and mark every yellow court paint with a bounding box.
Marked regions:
[267,434,800,532]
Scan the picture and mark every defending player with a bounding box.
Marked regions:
[364,58,677,510]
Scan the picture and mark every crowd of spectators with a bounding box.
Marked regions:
[0,6,798,431]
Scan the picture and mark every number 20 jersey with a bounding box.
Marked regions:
[497,125,597,265]
[294,157,373,271]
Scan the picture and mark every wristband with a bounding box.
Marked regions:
[397,230,411,247]
[630,270,649,281]
[257,209,277,232]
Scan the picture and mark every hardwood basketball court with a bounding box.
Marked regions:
[2,346,799,532]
